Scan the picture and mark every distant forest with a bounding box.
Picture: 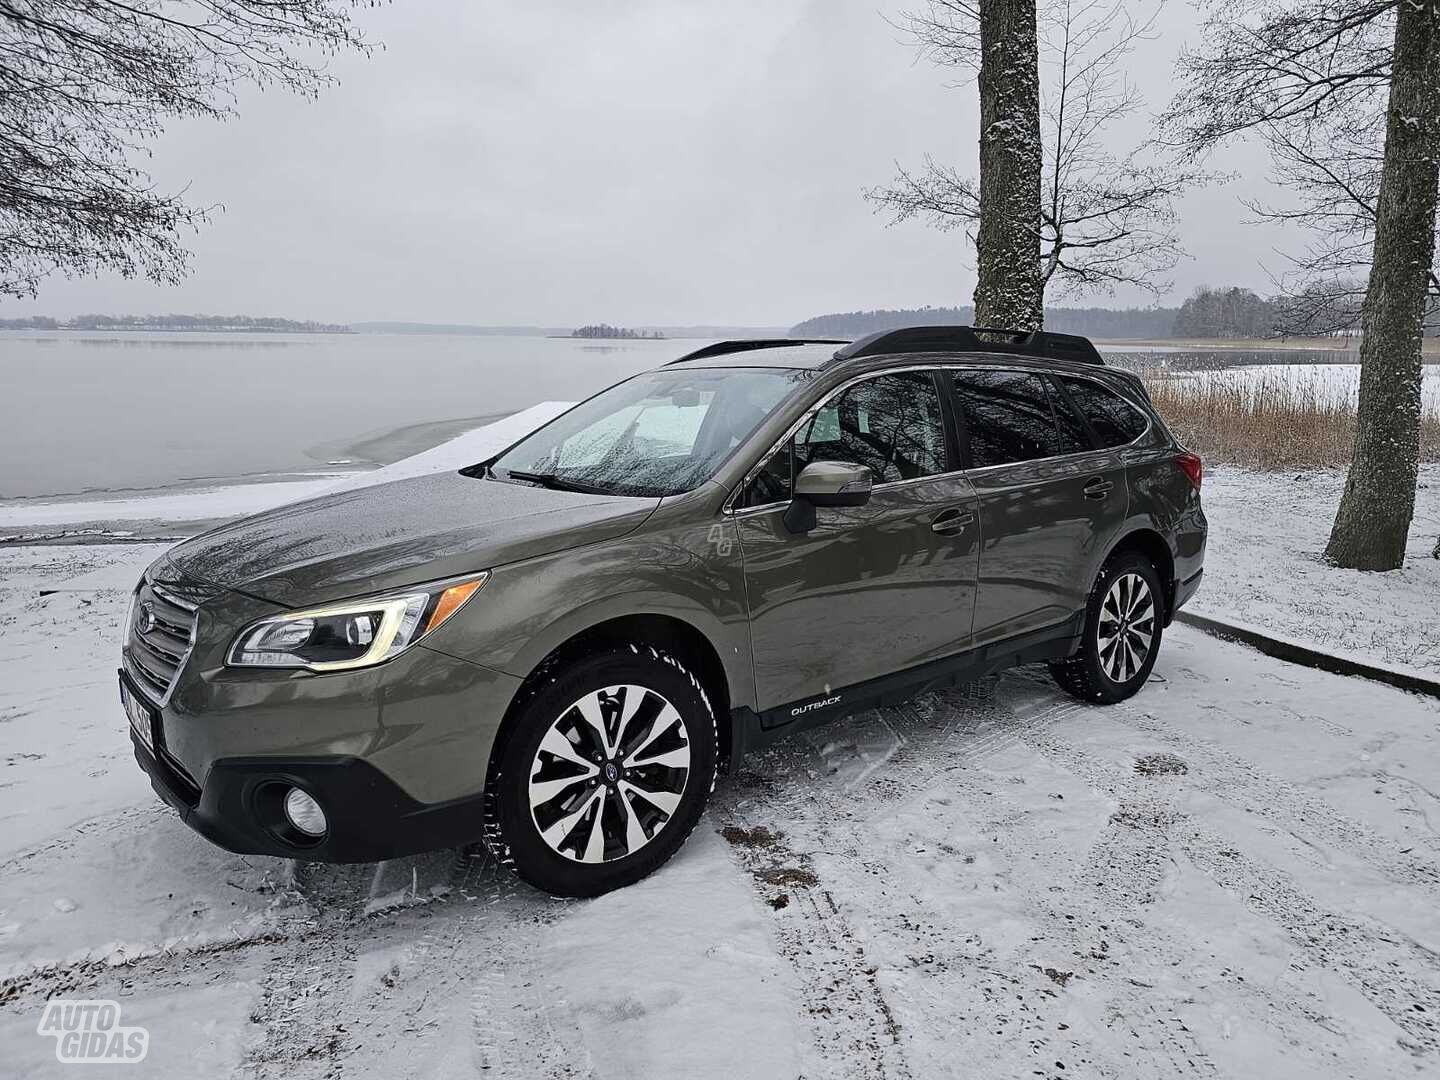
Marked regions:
[791,305,1178,340]
[0,314,351,333]
[792,293,1440,340]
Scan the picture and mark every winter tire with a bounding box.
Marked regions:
[492,645,717,897]
[1050,551,1164,704]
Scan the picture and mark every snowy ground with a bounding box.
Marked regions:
[1191,465,1440,673]
[2,416,1439,1078]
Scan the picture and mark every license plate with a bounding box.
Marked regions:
[120,675,154,751]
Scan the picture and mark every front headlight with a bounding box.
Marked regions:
[227,574,487,672]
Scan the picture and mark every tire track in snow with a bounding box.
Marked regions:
[716,679,1216,1079]
[1014,666,1440,889]
[0,801,165,874]
[899,688,1221,1079]
[1117,702,1440,879]
[996,673,1440,1059]
[716,809,909,1080]
[318,847,592,1079]
[232,861,400,1077]
[235,920,359,1077]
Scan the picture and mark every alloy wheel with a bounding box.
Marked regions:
[1097,572,1155,683]
[527,684,691,863]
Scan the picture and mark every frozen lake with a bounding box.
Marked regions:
[0,332,677,498]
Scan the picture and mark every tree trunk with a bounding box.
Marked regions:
[973,0,1044,331]
[1325,0,1440,571]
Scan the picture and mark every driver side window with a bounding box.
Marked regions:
[797,372,946,483]
[740,371,947,507]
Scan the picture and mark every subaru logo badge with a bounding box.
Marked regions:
[138,601,156,635]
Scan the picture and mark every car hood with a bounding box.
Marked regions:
[165,470,659,608]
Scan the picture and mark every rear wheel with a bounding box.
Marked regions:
[1051,552,1163,704]
[491,646,717,897]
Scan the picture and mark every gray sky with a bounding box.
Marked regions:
[15,0,1292,326]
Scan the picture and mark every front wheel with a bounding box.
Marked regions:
[491,646,717,897]
[1051,552,1164,704]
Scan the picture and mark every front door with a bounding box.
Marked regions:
[947,368,1128,645]
[733,371,980,716]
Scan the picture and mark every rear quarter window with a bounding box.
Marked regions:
[950,369,1083,467]
[1054,376,1149,448]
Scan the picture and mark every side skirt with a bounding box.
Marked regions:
[728,613,1084,764]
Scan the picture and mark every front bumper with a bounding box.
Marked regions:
[129,719,489,861]
[121,594,523,862]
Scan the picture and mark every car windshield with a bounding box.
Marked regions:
[488,367,807,497]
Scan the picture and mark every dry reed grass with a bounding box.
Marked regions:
[1141,368,1440,469]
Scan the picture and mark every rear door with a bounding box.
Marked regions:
[734,370,980,715]
[948,368,1128,646]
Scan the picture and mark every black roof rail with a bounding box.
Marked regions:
[833,325,1105,366]
[667,338,847,364]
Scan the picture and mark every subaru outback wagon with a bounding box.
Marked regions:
[121,326,1206,896]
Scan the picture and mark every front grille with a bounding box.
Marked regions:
[124,576,201,704]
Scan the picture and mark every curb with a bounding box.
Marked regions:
[1174,611,1440,701]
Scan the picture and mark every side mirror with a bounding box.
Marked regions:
[784,461,873,533]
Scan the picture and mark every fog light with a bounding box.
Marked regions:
[283,787,327,837]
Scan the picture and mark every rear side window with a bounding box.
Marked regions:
[950,370,1090,467]
[1054,376,1148,448]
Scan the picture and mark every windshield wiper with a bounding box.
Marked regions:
[497,469,611,495]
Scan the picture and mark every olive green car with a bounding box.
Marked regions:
[121,326,1206,896]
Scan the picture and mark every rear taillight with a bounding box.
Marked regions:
[1176,451,1203,490]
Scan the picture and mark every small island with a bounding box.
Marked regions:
[569,323,665,340]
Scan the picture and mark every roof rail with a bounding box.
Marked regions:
[833,325,1105,366]
[667,338,847,364]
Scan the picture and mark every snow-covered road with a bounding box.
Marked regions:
[1,542,1437,1079]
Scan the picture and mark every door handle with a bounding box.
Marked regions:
[1082,478,1113,501]
[931,507,975,534]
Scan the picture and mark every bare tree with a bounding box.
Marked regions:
[1231,50,1439,331]
[0,1,378,299]
[1165,0,1440,572]
[1273,277,1367,337]
[869,0,1200,317]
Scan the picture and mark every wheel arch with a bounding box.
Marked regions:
[485,612,736,795]
[1103,527,1176,623]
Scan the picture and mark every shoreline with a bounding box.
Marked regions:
[1100,335,1440,356]
[309,410,514,468]
[0,402,572,541]
[0,410,519,517]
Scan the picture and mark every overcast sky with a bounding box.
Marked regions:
[14,0,1295,327]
